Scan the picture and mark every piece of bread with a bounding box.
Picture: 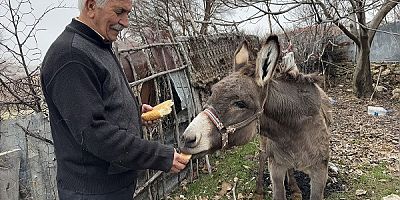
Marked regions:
[180,153,192,160]
[141,100,174,121]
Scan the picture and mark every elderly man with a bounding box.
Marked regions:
[40,0,189,199]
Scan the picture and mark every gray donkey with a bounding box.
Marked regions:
[180,35,332,200]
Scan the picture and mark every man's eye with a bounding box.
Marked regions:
[115,9,123,15]
[233,101,247,109]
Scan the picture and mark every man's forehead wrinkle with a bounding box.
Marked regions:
[108,0,132,13]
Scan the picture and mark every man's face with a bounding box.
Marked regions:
[92,0,132,42]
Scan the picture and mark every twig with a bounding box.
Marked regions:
[128,65,187,86]
[369,65,383,102]
[232,177,238,200]
[133,171,163,198]
[205,155,212,174]
[118,42,179,53]
[16,123,54,145]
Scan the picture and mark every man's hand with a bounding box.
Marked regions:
[141,104,158,126]
[170,149,190,173]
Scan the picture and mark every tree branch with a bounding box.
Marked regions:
[16,123,54,145]
[314,0,361,47]
[368,0,400,44]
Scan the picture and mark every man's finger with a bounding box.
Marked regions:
[173,162,186,171]
[177,156,190,164]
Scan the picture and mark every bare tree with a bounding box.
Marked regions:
[129,0,195,36]
[312,0,400,97]
[130,0,231,37]
[0,0,66,115]
[199,0,231,34]
[220,0,400,97]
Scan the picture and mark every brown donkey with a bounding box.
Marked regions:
[180,35,332,200]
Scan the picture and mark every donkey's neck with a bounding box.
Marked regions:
[259,79,321,140]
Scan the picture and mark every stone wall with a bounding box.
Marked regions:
[371,63,400,99]
[332,62,400,99]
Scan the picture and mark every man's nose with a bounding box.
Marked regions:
[119,14,129,28]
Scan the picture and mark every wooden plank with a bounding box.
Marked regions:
[0,149,21,200]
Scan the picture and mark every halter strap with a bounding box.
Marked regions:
[203,107,224,131]
[203,107,264,149]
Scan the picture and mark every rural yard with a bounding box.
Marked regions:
[170,79,400,200]
[1,1,400,200]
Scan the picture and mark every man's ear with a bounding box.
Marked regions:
[86,0,97,18]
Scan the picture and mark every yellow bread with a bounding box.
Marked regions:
[141,100,174,121]
[180,153,192,160]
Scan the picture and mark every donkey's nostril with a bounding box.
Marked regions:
[182,135,198,148]
[186,138,197,148]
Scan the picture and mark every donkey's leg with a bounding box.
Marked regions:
[268,158,288,200]
[309,161,328,200]
[287,168,302,200]
[255,136,268,199]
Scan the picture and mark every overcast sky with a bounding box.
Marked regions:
[0,0,79,68]
[33,1,79,56]
[1,0,271,67]
[31,1,272,53]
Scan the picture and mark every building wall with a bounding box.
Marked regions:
[370,21,400,62]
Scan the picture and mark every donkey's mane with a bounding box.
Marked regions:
[276,72,323,85]
[237,63,256,77]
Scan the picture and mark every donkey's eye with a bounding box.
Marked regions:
[233,101,247,109]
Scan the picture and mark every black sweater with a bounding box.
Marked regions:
[40,19,174,194]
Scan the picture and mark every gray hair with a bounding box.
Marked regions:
[78,0,109,12]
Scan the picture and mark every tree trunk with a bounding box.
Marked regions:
[352,46,373,98]
[200,0,213,35]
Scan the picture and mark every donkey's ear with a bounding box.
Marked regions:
[255,35,280,86]
[233,40,250,71]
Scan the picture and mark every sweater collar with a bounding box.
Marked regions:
[66,18,112,49]
[74,17,105,40]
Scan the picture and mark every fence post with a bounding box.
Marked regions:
[0,149,22,200]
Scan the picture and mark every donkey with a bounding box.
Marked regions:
[180,35,332,200]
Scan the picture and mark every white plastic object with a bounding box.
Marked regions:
[367,106,387,116]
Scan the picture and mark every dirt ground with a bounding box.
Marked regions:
[326,83,399,177]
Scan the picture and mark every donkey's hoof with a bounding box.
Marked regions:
[254,193,264,200]
[291,192,302,200]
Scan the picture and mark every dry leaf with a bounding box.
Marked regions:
[355,189,367,196]
[218,182,232,196]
